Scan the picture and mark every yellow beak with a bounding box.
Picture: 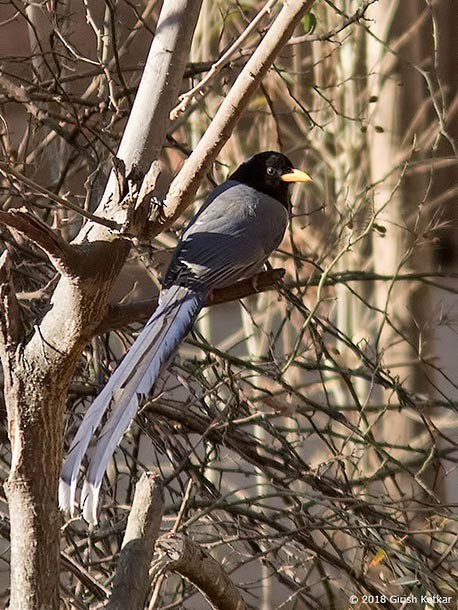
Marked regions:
[280,168,312,183]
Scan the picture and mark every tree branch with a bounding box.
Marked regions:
[154,0,315,235]
[106,471,164,610]
[88,0,203,229]
[156,533,249,610]
[61,552,110,601]
[2,4,203,609]
[0,161,118,229]
[170,0,280,118]
[23,0,204,362]
[0,208,80,275]
[97,268,286,333]
[0,517,110,600]
[0,72,94,164]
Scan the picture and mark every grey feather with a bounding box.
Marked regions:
[60,172,290,523]
[164,182,288,289]
[60,286,205,521]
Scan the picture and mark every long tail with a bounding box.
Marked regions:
[59,284,206,524]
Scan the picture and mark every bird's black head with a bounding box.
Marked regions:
[229,151,312,208]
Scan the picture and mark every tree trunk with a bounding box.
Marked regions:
[2,255,129,610]
[4,367,68,610]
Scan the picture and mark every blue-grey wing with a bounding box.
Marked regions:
[164,181,288,290]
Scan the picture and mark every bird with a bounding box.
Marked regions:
[59,151,312,524]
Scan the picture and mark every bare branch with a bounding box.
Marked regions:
[97,268,285,332]
[0,514,110,600]
[170,0,280,118]
[156,533,249,610]
[155,0,315,234]
[0,72,94,164]
[0,208,79,275]
[119,160,162,237]
[1,3,204,608]
[0,161,118,229]
[92,0,203,224]
[61,552,110,601]
[290,0,378,44]
[207,268,286,305]
[107,471,164,610]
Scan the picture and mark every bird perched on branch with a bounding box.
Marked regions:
[59,151,312,524]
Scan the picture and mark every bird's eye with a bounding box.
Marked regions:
[266,166,276,176]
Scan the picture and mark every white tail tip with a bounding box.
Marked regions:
[59,477,77,516]
[81,479,101,525]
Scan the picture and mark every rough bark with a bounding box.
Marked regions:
[156,533,249,610]
[3,370,69,610]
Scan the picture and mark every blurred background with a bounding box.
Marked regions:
[0,0,457,608]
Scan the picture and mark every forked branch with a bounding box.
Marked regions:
[0,208,80,275]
